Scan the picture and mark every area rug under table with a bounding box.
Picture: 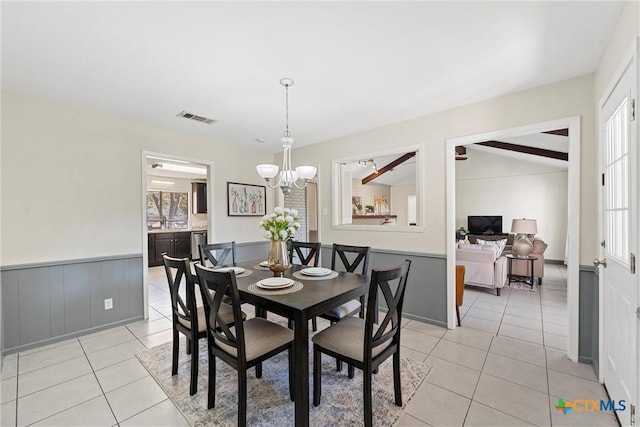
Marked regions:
[137,341,430,426]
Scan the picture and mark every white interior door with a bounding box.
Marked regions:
[599,50,638,426]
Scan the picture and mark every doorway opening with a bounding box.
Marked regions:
[141,151,214,320]
[446,116,581,361]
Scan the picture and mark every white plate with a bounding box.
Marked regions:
[259,260,270,267]
[214,266,245,274]
[258,277,294,288]
[300,267,332,276]
[256,281,294,290]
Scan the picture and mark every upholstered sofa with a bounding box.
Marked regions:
[466,233,514,255]
[456,244,508,295]
[509,238,547,285]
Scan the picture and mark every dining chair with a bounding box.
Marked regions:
[456,264,466,326]
[312,260,411,427]
[163,255,241,396]
[321,243,370,322]
[194,263,295,425]
[199,241,237,268]
[288,241,321,330]
[320,243,371,371]
[289,241,321,267]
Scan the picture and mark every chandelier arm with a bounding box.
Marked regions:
[264,177,283,189]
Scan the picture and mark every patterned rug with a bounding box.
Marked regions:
[508,280,537,291]
[137,339,429,426]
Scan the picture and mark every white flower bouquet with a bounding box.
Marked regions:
[259,207,301,241]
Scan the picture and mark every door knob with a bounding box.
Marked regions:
[593,258,608,268]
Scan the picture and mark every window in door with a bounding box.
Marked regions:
[147,190,189,229]
[604,98,630,265]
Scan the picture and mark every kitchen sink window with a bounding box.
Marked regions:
[147,190,189,229]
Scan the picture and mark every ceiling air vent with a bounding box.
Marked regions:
[177,110,217,125]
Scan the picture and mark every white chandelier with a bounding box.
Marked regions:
[256,78,317,195]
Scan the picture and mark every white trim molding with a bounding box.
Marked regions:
[446,116,581,362]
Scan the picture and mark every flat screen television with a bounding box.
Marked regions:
[468,215,503,235]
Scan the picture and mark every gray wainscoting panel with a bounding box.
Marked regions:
[319,245,447,327]
[578,266,599,375]
[2,255,143,353]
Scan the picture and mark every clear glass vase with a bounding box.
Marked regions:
[268,240,290,277]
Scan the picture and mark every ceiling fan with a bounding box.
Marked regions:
[455,146,467,161]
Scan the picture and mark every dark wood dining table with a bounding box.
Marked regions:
[193,260,368,427]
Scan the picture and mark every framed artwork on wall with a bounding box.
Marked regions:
[227,182,266,216]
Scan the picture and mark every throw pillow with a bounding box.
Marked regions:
[476,238,507,258]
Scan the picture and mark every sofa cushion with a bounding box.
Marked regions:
[476,238,507,259]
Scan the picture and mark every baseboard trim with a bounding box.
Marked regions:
[578,355,599,378]
[2,316,143,356]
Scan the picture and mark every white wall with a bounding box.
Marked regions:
[390,176,416,227]
[291,74,596,263]
[456,149,568,261]
[594,1,639,101]
[1,91,275,265]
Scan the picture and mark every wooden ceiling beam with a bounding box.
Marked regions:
[543,128,569,137]
[362,151,416,185]
[477,140,568,161]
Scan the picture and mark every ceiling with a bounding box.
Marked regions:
[1,2,625,154]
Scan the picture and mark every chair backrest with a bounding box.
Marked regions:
[455,265,465,306]
[331,243,371,277]
[162,255,197,330]
[364,260,411,355]
[199,242,236,268]
[289,241,321,267]
[194,264,247,361]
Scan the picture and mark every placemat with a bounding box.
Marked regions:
[292,270,339,281]
[235,269,253,278]
[248,281,303,295]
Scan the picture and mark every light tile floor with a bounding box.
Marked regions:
[0,264,616,426]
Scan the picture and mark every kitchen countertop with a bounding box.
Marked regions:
[148,228,207,234]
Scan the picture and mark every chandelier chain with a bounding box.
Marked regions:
[284,82,290,137]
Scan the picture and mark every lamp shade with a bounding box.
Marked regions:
[511,219,537,234]
[295,165,317,180]
[256,164,279,179]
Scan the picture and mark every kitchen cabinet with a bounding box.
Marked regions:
[192,182,207,214]
[148,231,192,266]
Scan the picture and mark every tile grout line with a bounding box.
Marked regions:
[78,336,122,427]
[13,355,19,427]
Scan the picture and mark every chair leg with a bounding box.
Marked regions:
[538,278,543,285]
[364,370,373,427]
[255,362,262,378]
[189,335,198,396]
[336,359,343,372]
[186,337,191,355]
[348,364,354,379]
[313,345,321,406]
[456,306,461,327]
[238,370,247,426]
[312,317,317,332]
[287,318,293,329]
[208,349,216,409]
[393,350,402,406]
[172,330,179,376]
[496,288,501,296]
[288,348,295,401]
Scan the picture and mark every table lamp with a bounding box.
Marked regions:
[511,218,537,258]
